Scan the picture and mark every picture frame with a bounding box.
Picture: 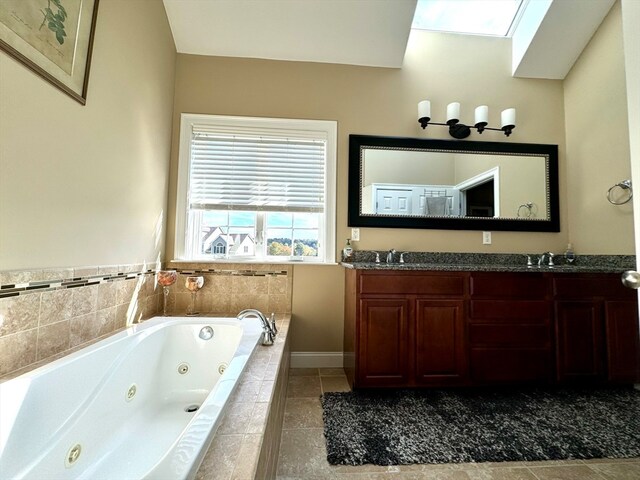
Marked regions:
[0,0,99,105]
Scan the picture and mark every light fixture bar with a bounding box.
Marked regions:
[418,101,516,138]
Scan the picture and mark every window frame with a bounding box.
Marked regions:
[175,113,337,264]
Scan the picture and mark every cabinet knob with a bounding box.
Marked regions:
[621,270,640,289]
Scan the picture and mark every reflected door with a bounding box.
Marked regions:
[375,188,412,215]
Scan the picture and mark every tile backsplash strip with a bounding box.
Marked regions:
[0,264,163,379]
[1,262,293,380]
[164,262,293,317]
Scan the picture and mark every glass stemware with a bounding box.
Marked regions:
[185,275,204,316]
[157,270,177,316]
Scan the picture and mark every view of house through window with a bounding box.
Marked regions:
[176,114,336,263]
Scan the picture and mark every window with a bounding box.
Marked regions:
[176,114,337,263]
[412,0,524,37]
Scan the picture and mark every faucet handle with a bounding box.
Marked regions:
[374,252,380,263]
[525,254,533,267]
[547,252,555,266]
[399,252,408,263]
[269,312,278,334]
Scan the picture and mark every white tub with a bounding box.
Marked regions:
[0,316,263,480]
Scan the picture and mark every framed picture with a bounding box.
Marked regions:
[0,0,99,105]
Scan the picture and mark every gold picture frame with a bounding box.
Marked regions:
[0,0,99,105]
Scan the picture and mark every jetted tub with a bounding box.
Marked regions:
[0,316,263,480]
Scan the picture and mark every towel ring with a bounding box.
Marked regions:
[607,179,633,205]
[517,202,533,218]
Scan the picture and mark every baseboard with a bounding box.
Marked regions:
[290,352,344,368]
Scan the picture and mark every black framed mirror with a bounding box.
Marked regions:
[348,135,559,232]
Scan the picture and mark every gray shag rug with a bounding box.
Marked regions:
[321,388,640,466]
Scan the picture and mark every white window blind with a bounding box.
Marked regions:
[189,125,327,213]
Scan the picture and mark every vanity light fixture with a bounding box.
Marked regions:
[418,101,516,139]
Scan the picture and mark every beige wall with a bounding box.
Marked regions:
[0,0,176,270]
[564,1,633,254]
[168,29,568,352]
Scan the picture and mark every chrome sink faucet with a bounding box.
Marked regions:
[237,309,277,346]
[399,252,408,263]
[538,252,555,267]
[386,249,396,264]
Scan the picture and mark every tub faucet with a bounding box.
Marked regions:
[386,249,396,264]
[237,309,277,346]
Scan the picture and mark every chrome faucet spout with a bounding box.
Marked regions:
[386,249,396,264]
[237,309,277,346]
[538,252,555,267]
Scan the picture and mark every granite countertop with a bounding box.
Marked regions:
[341,252,635,274]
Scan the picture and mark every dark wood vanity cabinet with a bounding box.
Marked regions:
[469,273,554,384]
[344,270,468,388]
[344,269,639,389]
[553,274,639,384]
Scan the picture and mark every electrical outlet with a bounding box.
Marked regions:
[351,228,360,241]
[482,231,492,245]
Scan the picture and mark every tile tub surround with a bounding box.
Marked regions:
[0,264,162,379]
[165,262,293,316]
[276,369,640,480]
[196,314,291,480]
[344,251,635,273]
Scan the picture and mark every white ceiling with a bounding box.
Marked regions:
[162,0,417,68]
[163,0,615,78]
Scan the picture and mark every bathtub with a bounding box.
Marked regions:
[0,316,264,480]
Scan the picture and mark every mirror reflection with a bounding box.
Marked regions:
[361,148,548,220]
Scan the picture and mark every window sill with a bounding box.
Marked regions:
[170,258,339,266]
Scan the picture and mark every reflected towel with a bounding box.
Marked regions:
[426,196,448,215]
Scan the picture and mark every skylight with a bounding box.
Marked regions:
[412,0,524,37]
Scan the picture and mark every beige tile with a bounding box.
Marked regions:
[283,397,324,429]
[232,276,269,295]
[73,266,99,278]
[319,368,346,376]
[466,467,538,479]
[0,269,43,285]
[69,312,100,347]
[231,434,262,479]
[218,402,254,435]
[268,275,289,295]
[287,375,322,398]
[36,320,70,360]
[0,293,40,336]
[268,294,291,314]
[258,380,275,402]
[210,293,232,314]
[0,329,38,376]
[196,433,243,480]
[115,278,137,304]
[334,473,470,480]
[98,265,119,275]
[41,268,73,282]
[582,458,640,464]
[526,465,605,480]
[230,380,261,403]
[97,282,118,310]
[72,284,98,316]
[320,375,350,393]
[230,294,269,314]
[39,289,74,326]
[276,428,336,479]
[247,402,269,434]
[588,462,640,479]
[96,307,116,335]
[289,368,318,376]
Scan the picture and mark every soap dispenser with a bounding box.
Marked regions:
[564,243,575,264]
[342,239,354,262]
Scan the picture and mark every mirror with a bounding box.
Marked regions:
[348,135,559,232]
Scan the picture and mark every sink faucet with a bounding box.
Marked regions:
[538,252,555,267]
[399,252,409,263]
[386,249,396,264]
[237,309,277,346]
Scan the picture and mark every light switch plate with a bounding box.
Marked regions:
[482,231,492,245]
[351,228,360,241]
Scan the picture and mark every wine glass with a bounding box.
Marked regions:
[157,270,177,316]
[185,275,204,316]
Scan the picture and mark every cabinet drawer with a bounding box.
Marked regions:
[359,273,465,295]
[471,273,548,298]
[470,348,553,383]
[469,324,551,347]
[553,275,633,299]
[470,300,550,321]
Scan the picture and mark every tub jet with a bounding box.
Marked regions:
[184,404,200,413]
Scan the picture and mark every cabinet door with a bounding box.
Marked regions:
[605,301,640,383]
[415,299,467,385]
[555,301,604,382]
[358,298,411,387]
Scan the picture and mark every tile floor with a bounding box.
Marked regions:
[275,368,640,480]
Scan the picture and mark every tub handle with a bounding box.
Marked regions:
[269,312,278,334]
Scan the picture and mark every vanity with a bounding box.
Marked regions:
[343,258,640,389]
